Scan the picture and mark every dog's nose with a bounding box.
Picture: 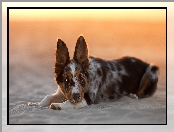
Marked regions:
[73,93,81,102]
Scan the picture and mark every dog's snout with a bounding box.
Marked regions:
[73,93,81,101]
[70,80,75,87]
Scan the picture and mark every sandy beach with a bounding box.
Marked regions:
[2,4,173,132]
[7,18,166,124]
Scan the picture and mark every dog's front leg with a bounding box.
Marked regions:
[28,88,65,107]
[28,95,53,107]
[50,98,88,110]
[38,94,55,107]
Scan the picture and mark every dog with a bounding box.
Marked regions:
[28,35,159,110]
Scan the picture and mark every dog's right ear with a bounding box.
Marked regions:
[55,39,70,84]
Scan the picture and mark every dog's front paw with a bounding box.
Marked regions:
[28,102,39,106]
[50,103,61,110]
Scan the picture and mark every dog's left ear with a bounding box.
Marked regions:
[73,36,89,70]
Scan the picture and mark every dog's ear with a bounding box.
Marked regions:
[73,36,89,70]
[55,39,70,83]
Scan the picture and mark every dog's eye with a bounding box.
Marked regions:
[64,78,70,90]
[64,78,68,82]
[64,78,75,90]
[64,78,69,84]
[79,73,85,88]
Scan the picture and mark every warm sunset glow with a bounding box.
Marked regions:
[9,8,166,66]
[9,9,165,22]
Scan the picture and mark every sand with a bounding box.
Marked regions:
[2,5,173,132]
[6,19,166,125]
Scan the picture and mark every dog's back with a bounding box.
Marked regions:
[85,56,159,104]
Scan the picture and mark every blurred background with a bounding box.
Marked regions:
[9,9,166,105]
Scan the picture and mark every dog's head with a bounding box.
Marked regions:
[54,36,89,104]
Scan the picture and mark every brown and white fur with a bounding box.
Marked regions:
[29,35,159,110]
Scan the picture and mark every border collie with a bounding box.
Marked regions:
[28,35,159,110]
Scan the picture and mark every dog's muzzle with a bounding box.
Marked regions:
[72,93,81,103]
